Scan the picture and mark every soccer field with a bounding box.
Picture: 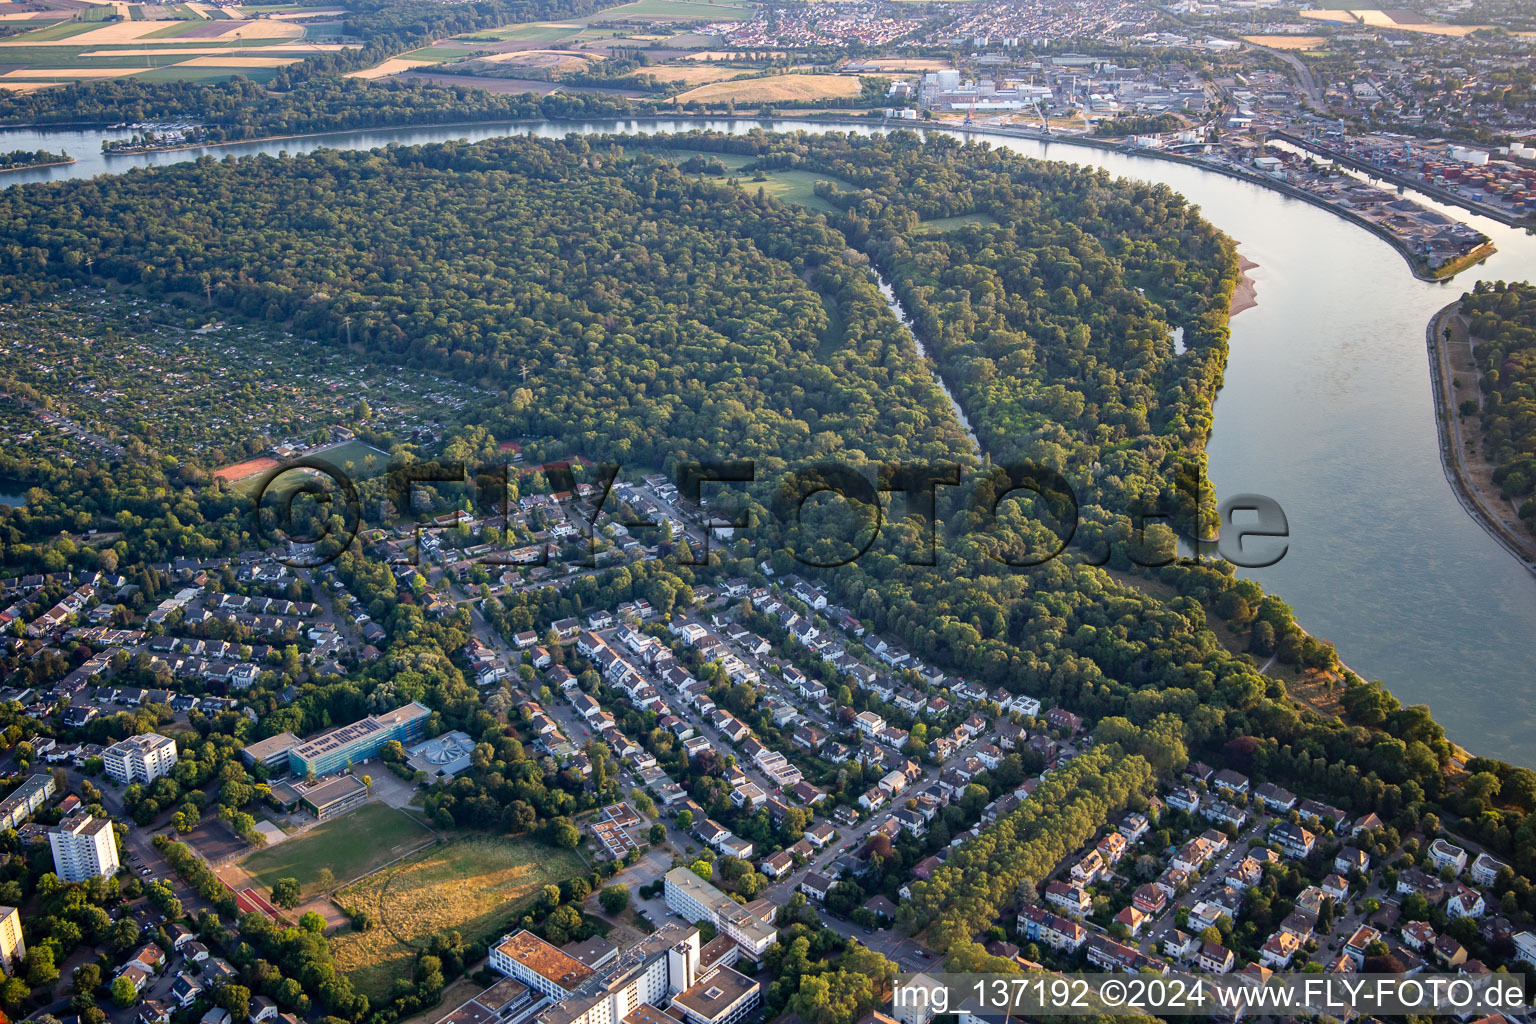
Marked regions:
[239,803,435,898]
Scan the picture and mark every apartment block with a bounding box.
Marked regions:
[0,773,57,830]
[49,813,120,882]
[103,733,179,785]
[0,906,24,974]
[663,868,777,958]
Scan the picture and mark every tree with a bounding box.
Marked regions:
[648,823,666,845]
[216,984,251,1022]
[73,963,103,996]
[552,818,580,849]
[689,859,713,881]
[599,884,630,915]
[110,975,138,1008]
[271,877,302,908]
[26,945,59,987]
[544,905,582,945]
[299,911,326,933]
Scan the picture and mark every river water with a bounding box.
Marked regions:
[4,115,1535,763]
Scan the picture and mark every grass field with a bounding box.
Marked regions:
[399,44,484,60]
[239,803,434,898]
[677,72,859,104]
[741,168,850,213]
[232,437,389,498]
[916,212,1000,232]
[331,837,588,1001]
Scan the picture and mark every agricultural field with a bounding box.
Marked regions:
[641,62,748,85]
[343,55,434,78]
[676,71,859,104]
[238,803,435,899]
[590,0,754,21]
[456,21,583,42]
[330,837,589,1001]
[450,0,754,46]
[1241,34,1330,49]
[0,5,342,85]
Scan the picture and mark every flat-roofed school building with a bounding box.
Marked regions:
[242,733,300,771]
[299,775,369,821]
[288,702,430,777]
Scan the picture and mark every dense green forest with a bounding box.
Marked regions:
[1461,280,1536,536]
[0,135,971,466]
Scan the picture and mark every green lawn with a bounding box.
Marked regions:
[239,803,434,897]
[741,169,850,213]
[233,437,389,499]
[670,153,851,214]
[915,213,1001,232]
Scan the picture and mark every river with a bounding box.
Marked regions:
[4,115,1535,764]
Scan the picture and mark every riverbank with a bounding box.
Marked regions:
[1230,256,1258,316]
[96,116,549,157]
[1425,300,1536,576]
[0,157,74,173]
